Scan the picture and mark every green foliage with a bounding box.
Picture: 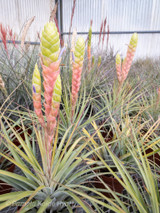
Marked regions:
[0,116,97,212]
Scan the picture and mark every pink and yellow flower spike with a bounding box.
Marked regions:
[98,56,101,68]
[32,21,64,176]
[48,74,62,142]
[116,33,138,85]
[40,22,61,120]
[71,36,85,119]
[32,21,63,144]
[116,53,122,84]
[122,33,138,82]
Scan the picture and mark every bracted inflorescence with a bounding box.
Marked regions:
[48,74,62,141]
[122,33,138,81]
[70,28,77,65]
[116,33,138,85]
[41,22,60,120]
[71,37,85,119]
[32,64,44,126]
[116,54,122,83]
[98,56,101,68]
[91,56,95,68]
[32,22,63,146]
[32,21,63,174]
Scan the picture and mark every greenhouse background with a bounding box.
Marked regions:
[0,0,160,58]
[0,1,160,212]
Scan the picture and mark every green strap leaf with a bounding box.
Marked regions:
[0,191,33,211]
[37,196,52,213]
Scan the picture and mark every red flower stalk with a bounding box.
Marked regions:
[102,18,107,48]
[0,24,8,55]
[106,24,110,50]
[98,20,103,47]
[69,0,76,40]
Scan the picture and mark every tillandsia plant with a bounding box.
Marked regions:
[116,33,138,86]
[0,21,112,212]
[32,21,63,174]
[139,87,160,124]
[83,118,160,212]
[36,21,65,139]
[0,115,101,212]
[91,127,160,213]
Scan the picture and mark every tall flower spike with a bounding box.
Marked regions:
[70,28,77,65]
[122,33,138,82]
[32,64,44,126]
[98,56,101,67]
[87,26,92,71]
[41,22,61,119]
[116,54,122,83]
[71,37,85,119]
[48,75,62,141]
[91,56,95,68]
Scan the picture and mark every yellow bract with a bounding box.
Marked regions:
[52,75,62,106]
[40,22,60,66]
[130,33,138,48]
[116,54,121,65]
[74,37,85,65]
[32,64,41,93]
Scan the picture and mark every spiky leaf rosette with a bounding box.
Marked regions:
[116,53,122,83]
[32,64,44,125]
[122,33,138,81]
[71,37,85,118]
[41,22,60,66]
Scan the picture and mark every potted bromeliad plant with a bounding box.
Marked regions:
[92,128,160,212]
[0,21,103,212]
[59,26,100,140]
[83,33,141,196]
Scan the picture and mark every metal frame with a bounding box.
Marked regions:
[61,30,160,35]
[1,29,160,45]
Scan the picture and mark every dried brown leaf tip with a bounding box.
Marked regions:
[21,16,35,50]
[49,1,58,22]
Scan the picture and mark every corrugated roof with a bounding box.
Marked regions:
[61,0,160,58]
